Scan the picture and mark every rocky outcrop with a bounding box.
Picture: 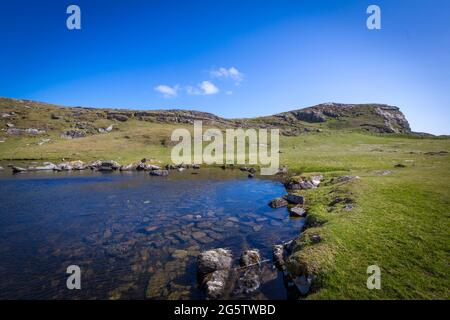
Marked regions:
[107,113,129,122]
[197,248,233,299]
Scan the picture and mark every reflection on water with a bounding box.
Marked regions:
[0,168,303,299]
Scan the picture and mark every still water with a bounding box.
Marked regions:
[0,168,303,299]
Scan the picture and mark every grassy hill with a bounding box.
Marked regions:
[0,97,449,299]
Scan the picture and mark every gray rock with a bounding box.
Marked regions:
[29,162,57,171]
[234,249,261,296]
[310,175,323,186]
[12,166,27,173]
[269,197,288,208]
[285,194,305,205]
[107,113,128,122]
[97,160,121,171]
[60,130,86,139]
[150,169,169,176]
[120,163,136,171]
[289,206,306,217]
[198,248,233,299]
[310,234,321,244]
[272,245,285,270]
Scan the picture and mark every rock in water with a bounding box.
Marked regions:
[12,166,27,173]
[150,170,169,176]
[272,245,285,270]
[233,249,262,296]
[269,197,288,208]
[198,248,233,299]
[289,206,306,217]
[285,194,305,205]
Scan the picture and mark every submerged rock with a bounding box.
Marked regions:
[233,249,262,296]
[272,245,285,270]
[150,169,169,176]
[198,248,233,299]
[269,197,288,208]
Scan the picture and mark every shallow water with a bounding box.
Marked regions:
[0,168,303,299]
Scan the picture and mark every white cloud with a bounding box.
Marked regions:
[154,84,178,98]
[226,90,233,95]
[186,81,219,96]
[211,67,244,84]
[199,81,219,95]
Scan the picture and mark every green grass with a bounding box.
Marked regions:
[283,136,450,299]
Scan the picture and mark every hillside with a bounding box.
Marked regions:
[0,97,412,140]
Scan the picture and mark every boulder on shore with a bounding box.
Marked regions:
[12,166,27,173]
[285,194,305,205]
[289,206,306,217]
[120,163,137,171]
[198,248,233,299]
[29,162,57,171]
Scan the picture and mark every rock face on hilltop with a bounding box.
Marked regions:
[0,97,412,138]
[273,103,411,134]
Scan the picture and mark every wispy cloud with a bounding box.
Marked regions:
[186,81,219,95]
[210,67,244,84]
[154,84,179,98]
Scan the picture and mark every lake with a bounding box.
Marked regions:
[0,168,303,299]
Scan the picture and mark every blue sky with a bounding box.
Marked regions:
[0,0,449,134]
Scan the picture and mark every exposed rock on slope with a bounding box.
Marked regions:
[0,97,413,137]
